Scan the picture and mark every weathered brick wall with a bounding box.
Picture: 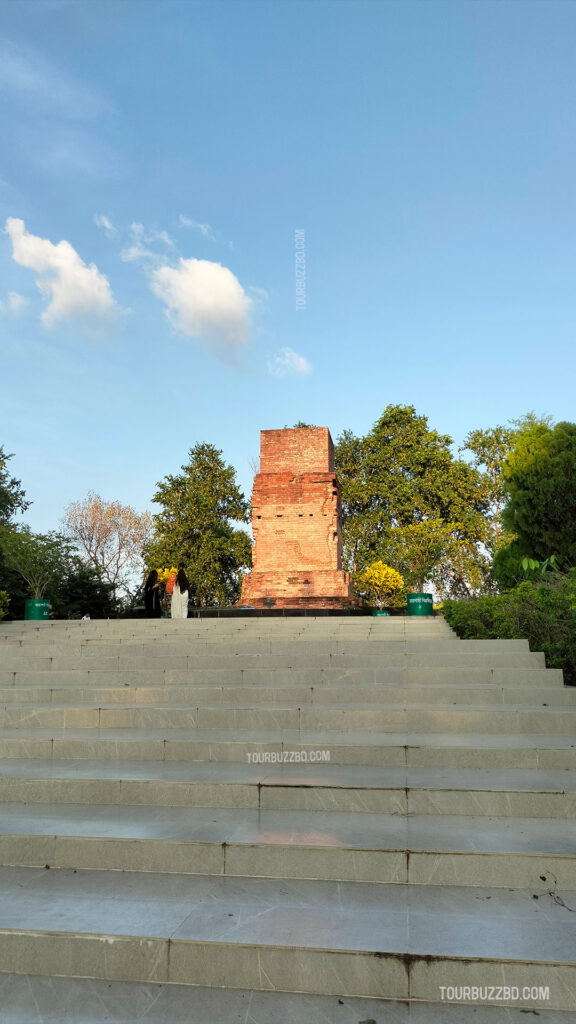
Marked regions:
[240,427,354,607]
[260,428,335,475]
[251,472,341,571]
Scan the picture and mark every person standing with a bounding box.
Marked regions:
[171,568,189,619]
[144,570,162,618]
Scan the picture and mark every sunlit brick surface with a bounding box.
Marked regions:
[240,428,355,608]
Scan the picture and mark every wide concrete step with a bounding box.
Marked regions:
[17,975,557,1024]
[0,617,453,627]
[0,635,523,653]
[1,620,453,627]
[0,702,573,733]
[0,759,574,817]
[1,727,574,768]
[0,867,573,1008]
[0,629,458,647]
[0,644,534,672]
[3,975,572,1024]
[1,803,574,888]
[0,666,558,689]
[5,648,533,669]
[0,684,571,711]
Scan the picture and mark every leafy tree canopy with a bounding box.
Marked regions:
[62,492,152,598]
[0,528,76,599]
[52,560,118,619]
[335,405,490,596]
[147,442,252,606]
[502,419,576,566]
[460,424,516,551]
[0,447,30,525]
[0,527,117,617]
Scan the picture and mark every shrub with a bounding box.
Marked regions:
[444,570,576,685]
[0,590,9,619]
[355,561,404,608]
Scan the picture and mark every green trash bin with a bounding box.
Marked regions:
[24,599,50,621]
[406,593,433,616]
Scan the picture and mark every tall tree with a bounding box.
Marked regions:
[0,529,75,600]
[502,419,576,566]
[335,405,490,596]
[460,425,515,551]
[0,527,117,617]
[62,493,152,598]
[147,443,252,606]
[0,447,30,525]
[0,447,31,617]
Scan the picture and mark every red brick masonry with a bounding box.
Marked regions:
[240,428,356,608]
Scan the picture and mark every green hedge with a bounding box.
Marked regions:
[443,570,576,686]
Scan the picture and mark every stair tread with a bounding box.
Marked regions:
[1,757,576,790]
[0,974,569,1023]
[0,726,573,744]
[0,866,574,962]
[1,804,574,852]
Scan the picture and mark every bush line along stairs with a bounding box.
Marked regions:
[0,614,574,1023]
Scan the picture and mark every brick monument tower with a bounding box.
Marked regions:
[240,427,355,608]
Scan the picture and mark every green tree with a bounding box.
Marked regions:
[335,405,490,596]
[0,447,31,616]
[460,424,515,552]
[0,528,74,599]
[52,560,118,619]
[0,447,30,525]
[147,443,252,606]
[501,419,576,566]
[385,519,454,593]
[491,537,526,591]
[0,527,118,618]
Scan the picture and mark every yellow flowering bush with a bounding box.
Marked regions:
[0,590,9,620]
[156,567,178,583]
[356,562,404,609]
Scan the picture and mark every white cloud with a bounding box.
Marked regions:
[151,257,252,349]
[249,285,270,306]
[5,217,120,328]
[121,243,163,268]
[179,215,216,241]
[0,291,27,316]
[94,214,118,239]
[130,223,174,248]
[120,222,175,268]
[268,347,312,378]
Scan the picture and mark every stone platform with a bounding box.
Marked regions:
[0,615,574,1020]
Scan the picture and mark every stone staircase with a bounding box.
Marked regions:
[0,615,574,1023]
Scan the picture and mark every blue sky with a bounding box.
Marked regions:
[1,0,575,533]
